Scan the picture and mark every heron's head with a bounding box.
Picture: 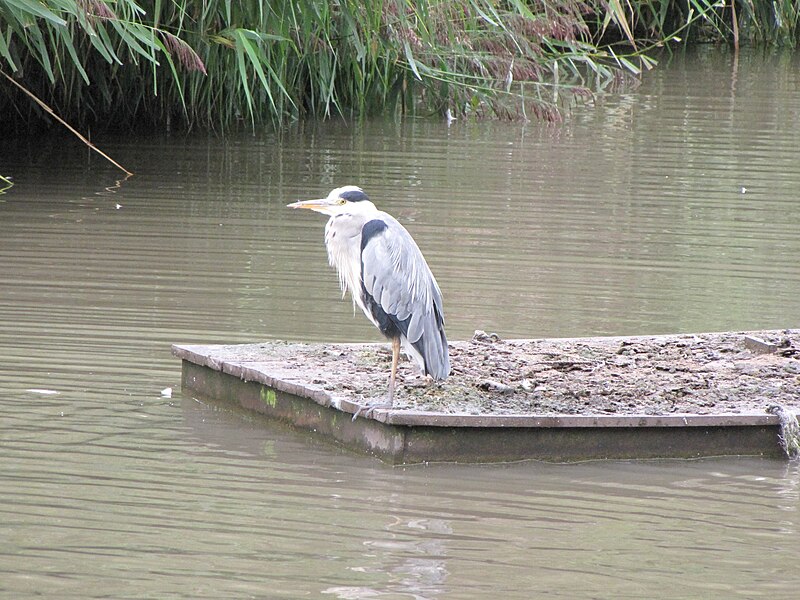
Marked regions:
[287,185,376,216]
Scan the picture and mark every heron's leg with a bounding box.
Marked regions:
[352,337,401,421]
[388,336,400,406]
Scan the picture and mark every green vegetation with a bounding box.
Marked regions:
[0,174,12,194]
[261,386,277,408]
[627,0,800,48]
[0,0,797,132]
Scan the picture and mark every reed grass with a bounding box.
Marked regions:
[1,0,797,132]
[0,174,12,194]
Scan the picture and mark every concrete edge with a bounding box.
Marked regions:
[176,359,786,464]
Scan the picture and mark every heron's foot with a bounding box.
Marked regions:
[351,400,393,421]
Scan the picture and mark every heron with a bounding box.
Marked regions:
[287,185,450,410]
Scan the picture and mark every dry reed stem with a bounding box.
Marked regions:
[1,70,133,176]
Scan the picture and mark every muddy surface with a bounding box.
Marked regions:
[201,329,800,416]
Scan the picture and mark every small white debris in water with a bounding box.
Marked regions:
[161,387,173,398]
[27,388,59,395]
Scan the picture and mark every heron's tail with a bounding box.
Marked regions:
[409,303,450,380]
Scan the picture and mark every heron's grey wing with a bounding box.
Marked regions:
[360,217,450,380]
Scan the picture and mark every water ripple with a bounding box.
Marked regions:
[1,48,799,599]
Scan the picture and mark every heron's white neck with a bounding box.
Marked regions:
[323,209,374,317]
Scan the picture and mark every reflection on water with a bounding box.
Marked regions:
[1,48,799,598]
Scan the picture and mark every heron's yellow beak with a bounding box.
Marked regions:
[286,198,333,214]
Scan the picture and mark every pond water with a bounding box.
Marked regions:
[2,47,799,598]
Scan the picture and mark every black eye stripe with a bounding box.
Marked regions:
[339,189,370,203]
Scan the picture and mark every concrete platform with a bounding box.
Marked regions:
[172,332,799,464]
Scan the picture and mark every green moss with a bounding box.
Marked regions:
[260,386,277,408]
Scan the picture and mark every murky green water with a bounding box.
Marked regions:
[2,48,799,598]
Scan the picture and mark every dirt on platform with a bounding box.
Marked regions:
[249,329,800,416]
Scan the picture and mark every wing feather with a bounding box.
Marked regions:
[360,215,450,379]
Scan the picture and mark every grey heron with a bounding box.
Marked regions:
[287,185,450,409]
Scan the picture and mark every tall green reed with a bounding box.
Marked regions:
[1,0,796,132]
